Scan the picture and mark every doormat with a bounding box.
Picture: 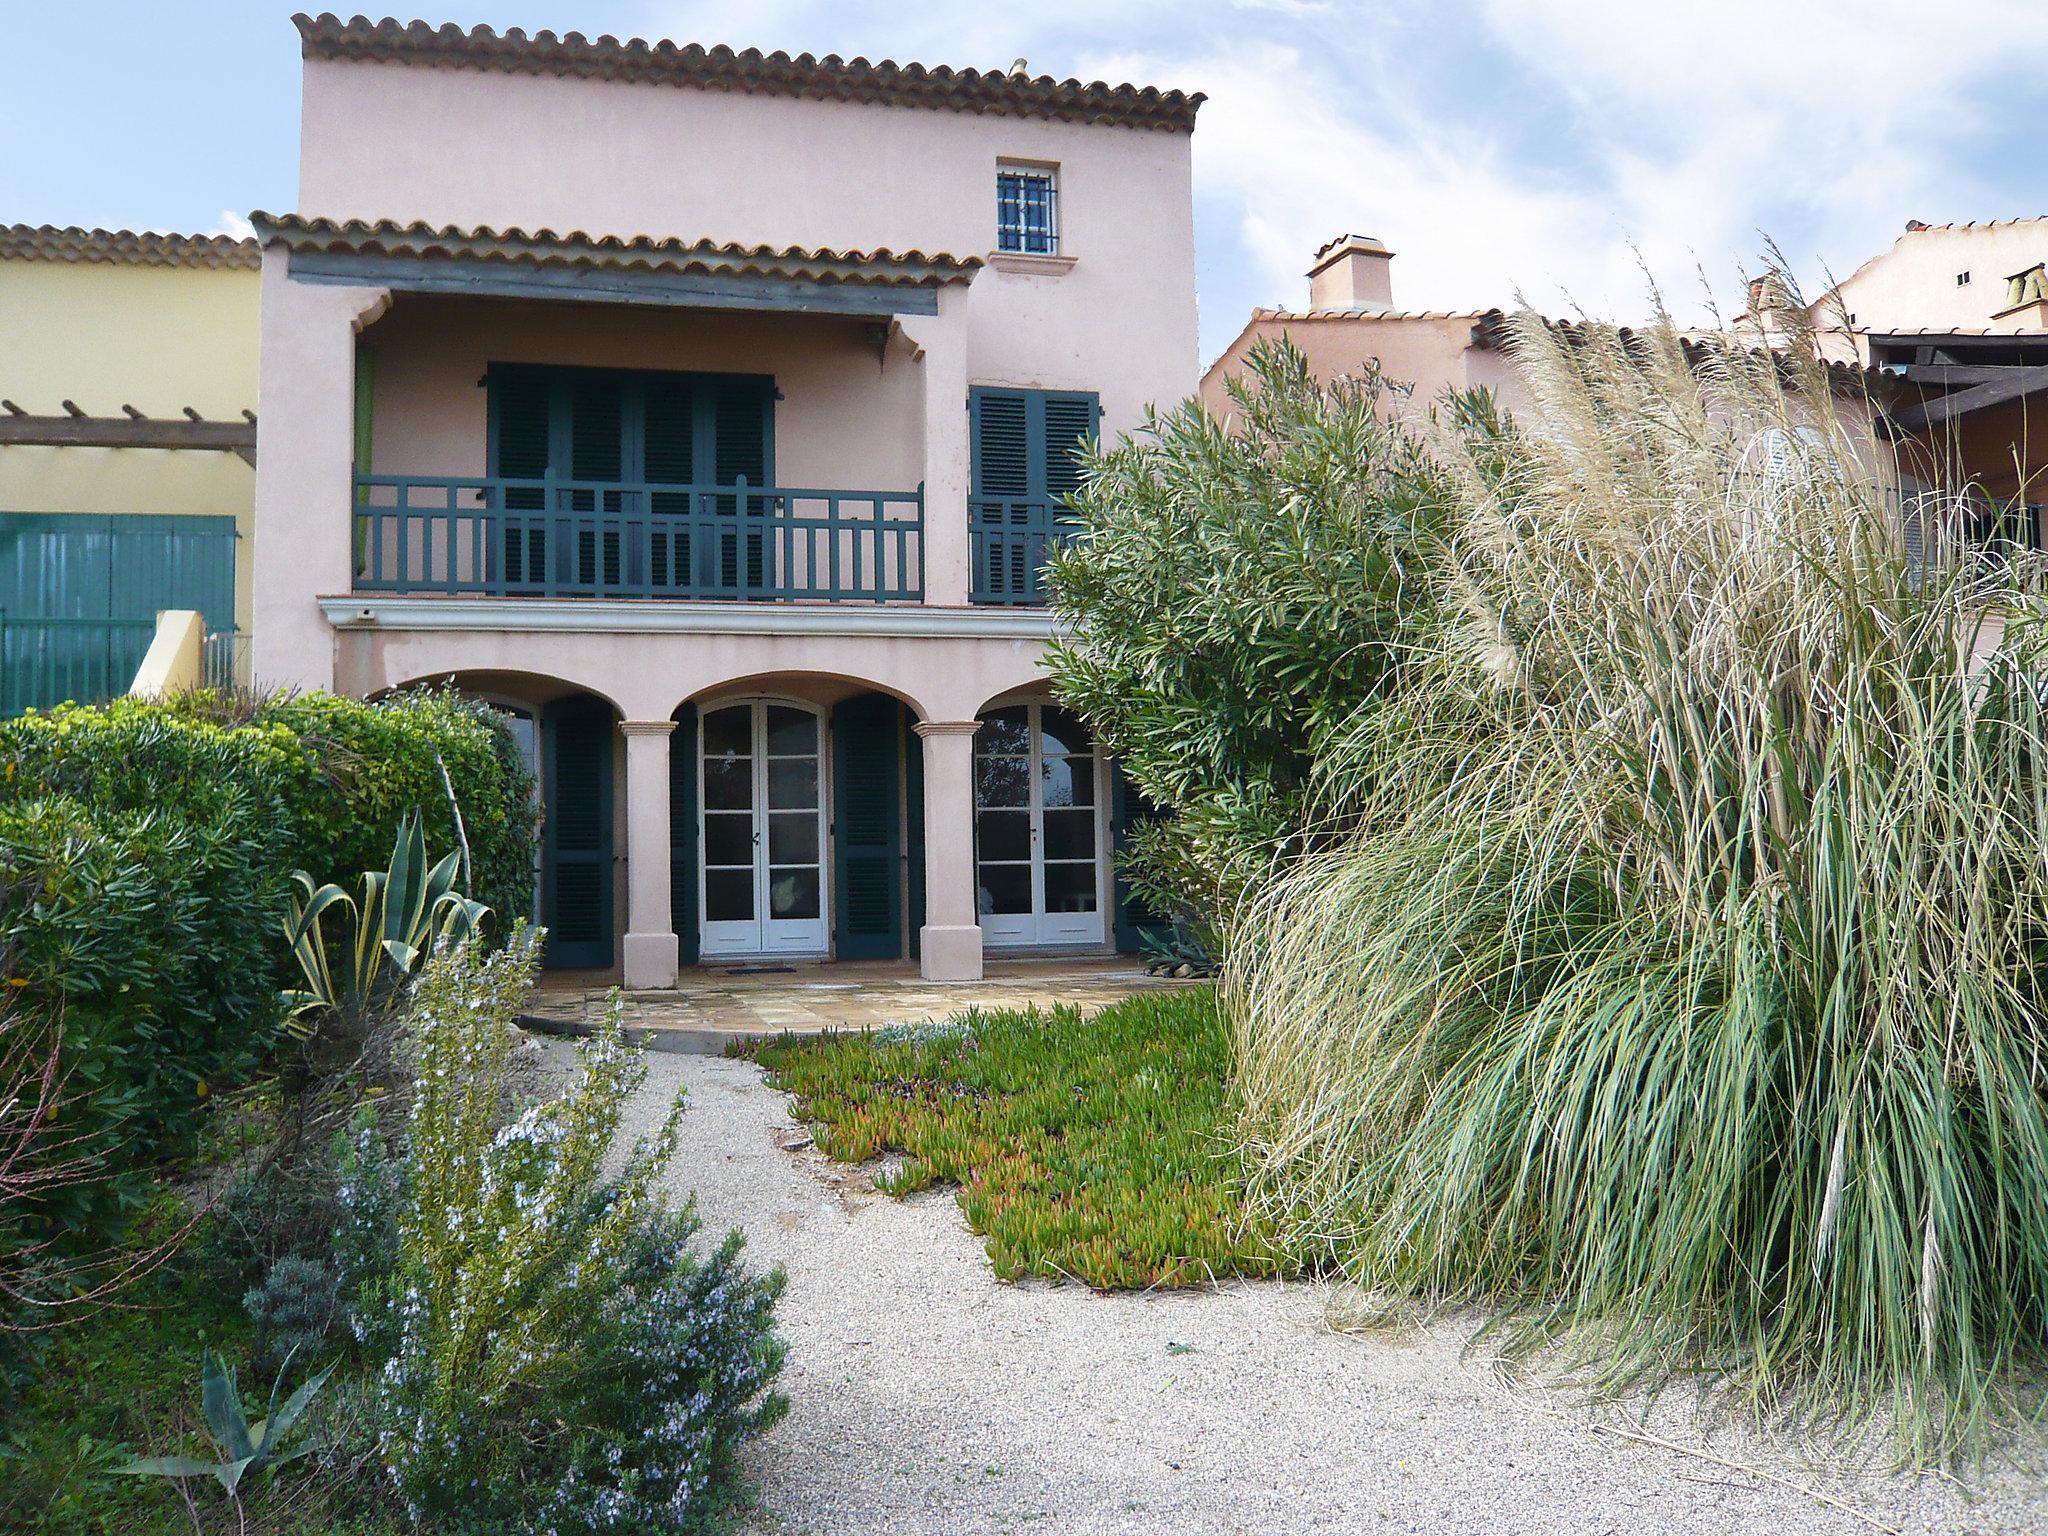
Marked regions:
[721,965,797,976]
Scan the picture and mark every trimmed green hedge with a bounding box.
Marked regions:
[1,688,537,926]
[0,687,538,1253]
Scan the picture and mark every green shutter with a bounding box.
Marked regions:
[970,389,1031,498]
[1111,760,1172,954]
[542,694,614,970]
[969,387,1101,603]
[832,692,903,959]
[905,706,925,960]
[670,704,700,965]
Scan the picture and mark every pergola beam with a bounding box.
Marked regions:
[0,410,257,465]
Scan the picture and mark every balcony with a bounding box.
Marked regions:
[353,473,924,602]
[969,497,1075,606]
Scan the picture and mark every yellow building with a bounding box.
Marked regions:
[0,225,259,712]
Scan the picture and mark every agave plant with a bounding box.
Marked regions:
[118,1347,335,1498]
[283,809,490,1038]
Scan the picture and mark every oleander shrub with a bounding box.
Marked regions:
[1230,301,2048,1455]
[1046,337,1478,938]
[0,791,285,1246]
[345,936,786,1532]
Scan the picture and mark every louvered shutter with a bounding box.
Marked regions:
[542,695,615,970]
[832,693,903,959]
[569,377,625,588]
[905,707,925,960]
[491,368,552,585]
[970,389,1032,598]
[644,379,695,590]
[1110,761,1172,954]
[670,704,699,965]
[970,388,1100,601]
[712,380,772,591]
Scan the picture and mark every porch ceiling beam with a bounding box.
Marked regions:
[287,250,941,318]
[1896,362,2034,386]
[0,412,257,464]
[1892,363,2048,432]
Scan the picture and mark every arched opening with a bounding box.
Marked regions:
[669,672,924,968]
[971,683,1165,957]
[373,669,624,973]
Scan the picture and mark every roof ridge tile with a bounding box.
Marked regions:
[292,13,1203,132]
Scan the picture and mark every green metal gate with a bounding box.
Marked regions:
[0,513,238,717]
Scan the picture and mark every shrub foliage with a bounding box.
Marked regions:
[345,937,786,1532]
[1229,306,2048,1453]
[1046,338,1467,929]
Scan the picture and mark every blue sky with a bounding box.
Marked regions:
[3,0,2042,364]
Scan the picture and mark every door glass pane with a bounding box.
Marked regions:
[705,868,754,921]
[976,707,1030,757]
[1041,754,1095,808]
[703,811,752,867]
[767,758,818,811]
[768,810,819,866]
[704,755,752,811]
[975,754,1030,808]
[703,705,751,758]
[977,864,1031,915]
[1043,807,1095,862]
[769,868,820,920]
[1039,707,1093,757]
[765,706,817,756]
[976,810,1030,863]
[1044,861,1098,913]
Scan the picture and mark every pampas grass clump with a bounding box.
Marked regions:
[1228,301,2048,1456]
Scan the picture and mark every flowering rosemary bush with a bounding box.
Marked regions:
[342,936,786,1531]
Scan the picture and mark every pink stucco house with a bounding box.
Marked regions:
[251,15,1203,986]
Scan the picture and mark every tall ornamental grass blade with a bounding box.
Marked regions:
[1228,284,2048,1459]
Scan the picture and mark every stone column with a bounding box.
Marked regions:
[619,719,679,990]
[915,719,984,981]
[904,288,971,607]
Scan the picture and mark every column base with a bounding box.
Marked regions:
[918,924,985,982]
[621,931,680,990]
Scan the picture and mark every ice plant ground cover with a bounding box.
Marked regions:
[1228,304,2048,1458]
[748,987,1280,1288]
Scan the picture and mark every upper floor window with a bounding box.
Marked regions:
[996,164,1059,256]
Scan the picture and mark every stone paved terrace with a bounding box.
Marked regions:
[520,954,1192,1054]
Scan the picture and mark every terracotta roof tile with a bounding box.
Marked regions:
[249,213,982,287]
[294,14,1204,133]
[0,225,259,270]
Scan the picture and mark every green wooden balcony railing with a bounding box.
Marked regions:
[353,473,924,602]
[969,497,1075,605]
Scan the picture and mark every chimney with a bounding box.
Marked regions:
[1307,233,1394,311]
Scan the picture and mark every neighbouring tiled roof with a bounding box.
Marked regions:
[0,224,260,270]
[1250,306,1496,324]
[294,14,1205,132]
[249,213,982,286]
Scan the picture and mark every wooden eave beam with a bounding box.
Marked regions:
[1892,364,2048,433]
[0,413,257,465]
[1897,362,2030,387]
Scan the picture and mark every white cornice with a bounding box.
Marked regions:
[319,596,1062,640]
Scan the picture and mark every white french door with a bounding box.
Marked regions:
[974,702,1104,947]
[699,700,828,958]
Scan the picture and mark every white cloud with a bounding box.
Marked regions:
[204,208,256,242]
[642,0,2042,359]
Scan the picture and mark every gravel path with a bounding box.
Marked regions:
[566,1041,2046,1535]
